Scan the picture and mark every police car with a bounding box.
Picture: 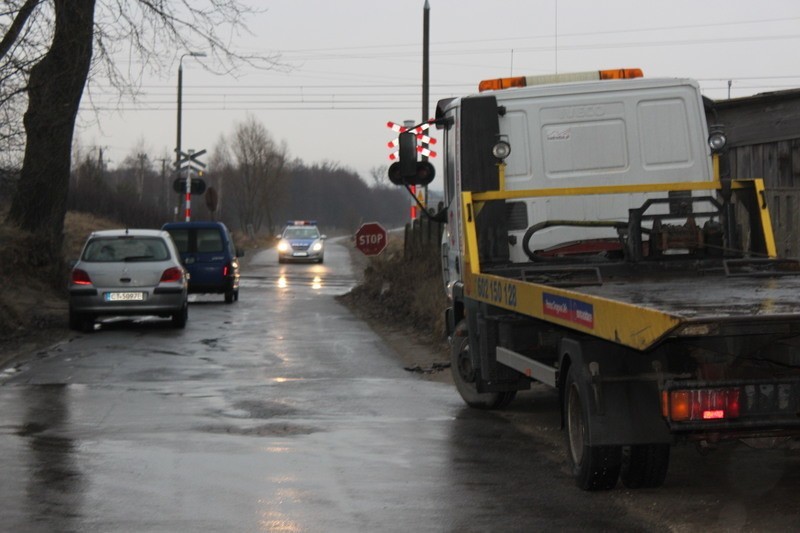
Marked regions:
[276,221,327,263]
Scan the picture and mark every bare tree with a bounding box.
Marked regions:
[117,138,157,202]
[225,115,289,234]
[4,0,94,272]
[369,164,389,188]
[0,0,49,169]
[207,133,232,219]
[0,0,281,271]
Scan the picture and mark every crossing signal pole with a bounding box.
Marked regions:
[174,148,207,221]
[422,0,431,209]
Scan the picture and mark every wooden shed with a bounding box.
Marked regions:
[708,89,800,258]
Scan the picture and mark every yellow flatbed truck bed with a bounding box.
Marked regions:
[469,260,800,352]
[460,179,798,351]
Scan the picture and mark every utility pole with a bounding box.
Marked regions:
[137,153,147,201]
[175,51,206,220]
[98,147,105,184]
[157,158,169,217]
[422,0,430,209]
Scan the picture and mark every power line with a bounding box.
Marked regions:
[244,33,800,63]
[269,15,800,55]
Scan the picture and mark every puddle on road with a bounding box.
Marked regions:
[240,273,355,294]
[198,423,319,437]
[215,399,300,420]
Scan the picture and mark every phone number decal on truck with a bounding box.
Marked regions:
[475,276,518,308]
[543,293,595,329]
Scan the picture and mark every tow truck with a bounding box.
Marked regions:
[390,69,800,490]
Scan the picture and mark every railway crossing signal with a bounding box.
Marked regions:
[175,149,206,221]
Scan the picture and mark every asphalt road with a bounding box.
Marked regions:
[1,239,799,532]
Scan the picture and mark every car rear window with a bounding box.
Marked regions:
[83,237,170,262]
[167,229,190,253]
[196,229,224,253]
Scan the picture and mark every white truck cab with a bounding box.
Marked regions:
[436,71,718,297]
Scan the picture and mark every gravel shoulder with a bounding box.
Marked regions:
[335,238,453,384]
[341,302,452,384]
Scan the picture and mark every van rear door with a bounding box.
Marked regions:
[191,227,226,287]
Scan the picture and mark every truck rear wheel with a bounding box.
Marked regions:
[450,321,516,410]
[620,444,670,489]
[564,364,621,490]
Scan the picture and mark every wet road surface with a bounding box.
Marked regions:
[1,240,799,531]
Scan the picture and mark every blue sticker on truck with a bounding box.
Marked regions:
[543,293,594,329]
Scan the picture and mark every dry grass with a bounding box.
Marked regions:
[63,211,122,259]
[338,238,448,345]
[231,229,276,255]
[0,209,120,338]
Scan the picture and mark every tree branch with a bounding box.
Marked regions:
[0,0,41,63]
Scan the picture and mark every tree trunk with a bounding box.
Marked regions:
[6,0,95,267]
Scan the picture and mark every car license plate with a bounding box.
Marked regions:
[293,252,308,257]
[105,292,145,302]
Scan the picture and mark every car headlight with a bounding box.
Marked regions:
[312,241,323,252]
[277,240,290,252]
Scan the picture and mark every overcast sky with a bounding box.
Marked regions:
[76,0,800,187]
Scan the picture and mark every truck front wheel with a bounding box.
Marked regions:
[564,364,621,490]
[450,321,516,409]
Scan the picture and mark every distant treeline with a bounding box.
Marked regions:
[276,162,410,232]
[62,154,409,234]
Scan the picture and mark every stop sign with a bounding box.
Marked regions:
[355,222,388,256]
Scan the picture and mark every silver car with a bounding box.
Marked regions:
[68,229,189,332]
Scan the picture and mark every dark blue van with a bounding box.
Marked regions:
[162,221,242,303]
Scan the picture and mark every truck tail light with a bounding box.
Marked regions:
[160,267,183,283]
[223,263,231,277]
[71,269,92,285]
[661,388,741,422]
